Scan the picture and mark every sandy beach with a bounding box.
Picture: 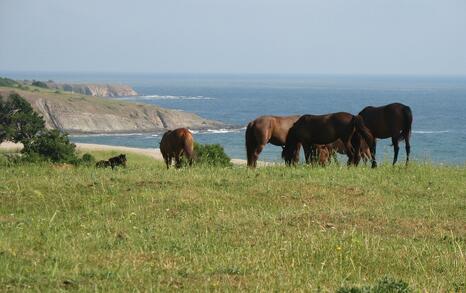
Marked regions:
[0,141,257,166]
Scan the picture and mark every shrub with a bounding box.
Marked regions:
[22,129,78,163]
[31,80,48,88]
[337,276,412,293]
[193,142,232,167]
[80,153,96,165]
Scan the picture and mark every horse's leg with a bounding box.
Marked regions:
[332,150,339,166]
[166,155,173,169]
[405,136,411,166]
[371,140,377,168]
[351,133,362,166]
[303,144,311,164]
[310,145,319,166]
[343,139,354,166]
[253,144,265,168]
[392,137,400,165]
[175,153,182,168]
[293,143,301,165]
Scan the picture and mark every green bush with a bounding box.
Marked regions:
[31,80,48,88]
[193,142,232,167]
[80,153,96,165]
[22,129,78,163]
[337,276,412,293]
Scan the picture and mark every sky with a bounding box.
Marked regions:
[1,0,466,75]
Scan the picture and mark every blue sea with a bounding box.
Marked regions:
[4,73,466,164]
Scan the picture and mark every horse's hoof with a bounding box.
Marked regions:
[371,162,377,168]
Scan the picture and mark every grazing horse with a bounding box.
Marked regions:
[282,112,373,166]
[326,137,372,165]
[314,144,332,166]
[358,103,412,167]
[160,128,195,169]
[245,115,300,168]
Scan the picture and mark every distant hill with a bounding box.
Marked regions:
[0,83,227,134]
[17,79,139,97]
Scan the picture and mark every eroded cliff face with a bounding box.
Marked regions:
[0,88,226,134]
[46,83,138,97]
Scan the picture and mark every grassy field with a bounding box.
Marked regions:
[0,151,465,291]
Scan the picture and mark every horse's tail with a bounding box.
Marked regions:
[399,106,413,142]
[353,115,374,149]
[183,132,195,163]
[245,122,257,167]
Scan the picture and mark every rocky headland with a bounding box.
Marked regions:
[0,86,227,134]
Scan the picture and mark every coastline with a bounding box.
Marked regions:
[0,141,262,166]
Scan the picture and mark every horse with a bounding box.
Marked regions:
[282,112,373,166]
[325,137,372,165]
[357,103,412,167]
[96,154,127,169]
[160,128,195,169]
[245,115,301,168]
[314,144,332,166]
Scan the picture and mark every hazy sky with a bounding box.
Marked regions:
[1,0,465,75]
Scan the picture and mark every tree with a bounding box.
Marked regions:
[31,80,48,88]
[22,129,77,163]
[1,93,79,164]
[0,93,45,144]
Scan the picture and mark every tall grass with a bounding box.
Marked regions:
[0,151,465,291]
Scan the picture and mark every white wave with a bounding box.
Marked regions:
[70,133,146,138]
[413,130,451,134]
[206,128,241,134]
[118,94,215,100]
[188,128,243,135]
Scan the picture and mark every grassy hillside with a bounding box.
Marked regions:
[0,153,465,291]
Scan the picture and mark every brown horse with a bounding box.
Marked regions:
[357,103,412,167]
[160,128,195,169]
[245,115,301,168]
[326,137,372,164]
[282,112,373,166]
[314,145,332,166]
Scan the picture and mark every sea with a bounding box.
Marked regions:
[3,72,466,164]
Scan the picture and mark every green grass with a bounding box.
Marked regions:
[1,152,465,291]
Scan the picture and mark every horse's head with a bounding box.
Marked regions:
[282,143,298,166]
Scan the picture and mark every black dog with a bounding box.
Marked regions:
[96,154,127,169]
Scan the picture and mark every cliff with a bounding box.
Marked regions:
[46,82,138,97]
[0,87,227,134]
[20,80,138,97]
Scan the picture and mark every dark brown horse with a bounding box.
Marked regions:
[282,112,373,165]
[245,115,300,168]
[357,103,412,167]
[160,128,195,169]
